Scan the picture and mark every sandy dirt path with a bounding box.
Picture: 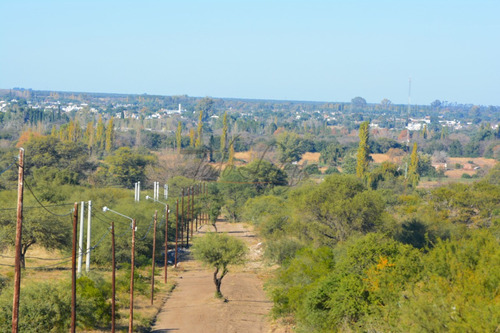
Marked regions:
[151,220,273,333]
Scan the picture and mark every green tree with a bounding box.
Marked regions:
[176,121,182,153]
[85,121,94,152]
[320,142,344,166]
[220,111,228,157]
[189,128,195,148]
[193,233,247,298]
[240,160,288,194]
[96,115,106,151]
[276,131,304,163]
[351,96,367,109]
[104,147,156,187]
[227,141,235,167]
[290,174,385,245]
[195,111,203,148]
[356,121,370,179]
[408,142,419,187]
[105,116,115,153]
[0,210,71,268]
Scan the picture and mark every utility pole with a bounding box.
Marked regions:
[129,219,136,333]
[86,201,92,272]
[181,188,184,247]
[175,200,179,267]
[111,222,116,333]
[12,148,24,333]
[203,182,207,225]
[186,187,190,247]
[77,201,84,276]
[195,184,199,231]
[71,202,78,333]
[151,210,157,305]
[164,205,169,283]
[190,186,194,238]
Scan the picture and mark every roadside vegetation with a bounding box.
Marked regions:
[0,91,499,331]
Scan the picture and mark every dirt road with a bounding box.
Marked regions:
[151,221,273,333]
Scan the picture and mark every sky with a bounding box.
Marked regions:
[1,0,499,106]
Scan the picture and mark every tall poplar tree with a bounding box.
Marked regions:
[408,142,419,187]
[96,115,106,151]
[356,121,370,179]
[176,121,182,153]
[228,140,235,167]
[195,111,203,148]
[85,121,94,151]
[220,111,228,155]
[105,117,115,153]
[189,128,195,148]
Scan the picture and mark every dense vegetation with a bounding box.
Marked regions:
[0,89,499,331]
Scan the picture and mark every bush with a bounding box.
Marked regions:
[303,164,321,175]
[0,281,70,332]
[0,276,113,332]
[324,166,340,175]
[264,237,304,264]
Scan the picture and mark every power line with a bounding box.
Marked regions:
[23,179,74,217]
[0,203,75,212]
[0,160,16,176]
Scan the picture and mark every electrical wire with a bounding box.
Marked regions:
[23,179,74,217]
[0,203,75,211]
[0,160,16,176]
[138,215,155,241]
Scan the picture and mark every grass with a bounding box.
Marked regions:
[0,245,179,332]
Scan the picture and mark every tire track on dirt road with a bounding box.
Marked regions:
[151,220,273,333]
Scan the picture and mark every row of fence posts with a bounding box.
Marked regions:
[10,147,211,333]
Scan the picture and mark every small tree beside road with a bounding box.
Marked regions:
[193,232,247,298]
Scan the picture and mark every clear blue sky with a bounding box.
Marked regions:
[1,0,499,105]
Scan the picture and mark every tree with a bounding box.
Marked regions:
[356,121,370,179]
[430,99,442,109]
[220,111,228,157]
[196,97,214,121]
[290,174,385,245]
[228,141,235,167]
[351,96,367,109]
[0,210,71,268]
[105,117,115,153]
[408,142,419,187]
[379,98,392,109]
[193,233,247,298]
[189,128,195,148]
[276,131,304,163]
[240,160,288,193]
[96,115,105,151]
[195,111,203,148]
[104,147,156,187]
[85,121,94,152]
[176,121,182,153]
[320,142,345,166]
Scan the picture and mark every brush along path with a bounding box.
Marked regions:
[151,220,273,333]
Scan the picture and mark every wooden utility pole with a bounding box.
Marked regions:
[164,205,169,283]
[129,219,136,333]
[175,200,179,267]
[186,188,190,247]
[181,188,184,247]
[195,184,199,231]
[203,182,207,225]
[111,222,116,333]
[71,202,78,333]
[12,148,24,333]
[151,210,157,305]
[190,186,194,238]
